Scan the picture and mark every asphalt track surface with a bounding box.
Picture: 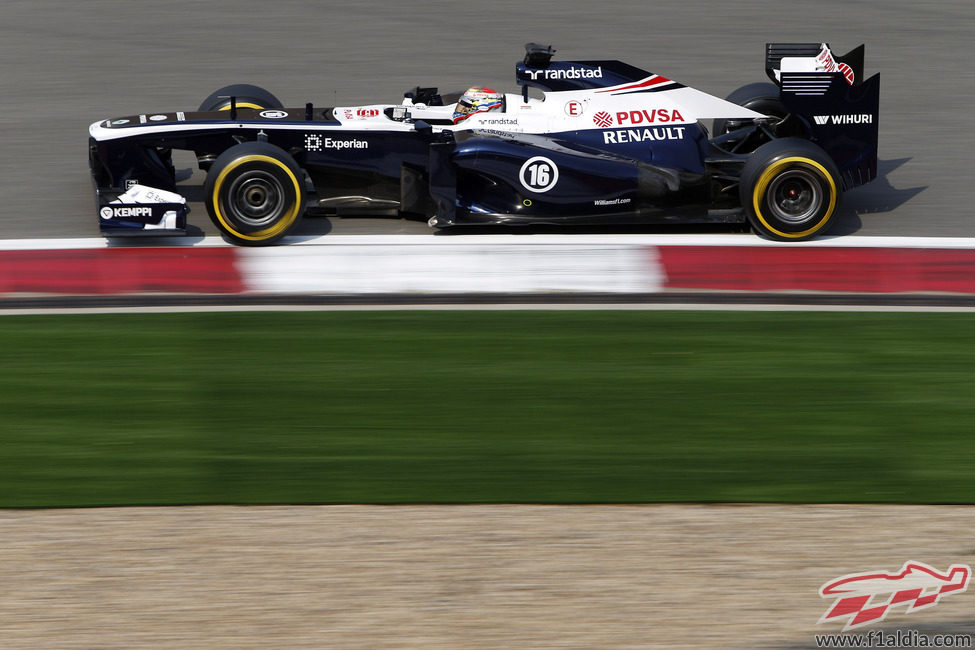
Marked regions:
[2,1,971,242]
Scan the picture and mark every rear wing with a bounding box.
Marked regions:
[765,42,880,190]
[765,43,865,86]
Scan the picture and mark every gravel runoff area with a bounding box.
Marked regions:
[2,505,974,649]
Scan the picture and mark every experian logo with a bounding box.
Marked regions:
[323,138,368,150]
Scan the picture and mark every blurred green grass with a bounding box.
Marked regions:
[1,310,973,507]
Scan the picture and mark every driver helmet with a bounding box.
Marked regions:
[452,87,503,123]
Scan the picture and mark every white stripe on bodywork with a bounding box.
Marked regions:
[89,79,767,142]
[89,119,419,141]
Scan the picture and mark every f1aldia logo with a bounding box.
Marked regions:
[818,561,971,631]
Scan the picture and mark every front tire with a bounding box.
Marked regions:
[198,84,283,112]
[739,138,841,241]
[204,142,305,245]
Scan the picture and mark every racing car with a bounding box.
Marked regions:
[88,42,879,245]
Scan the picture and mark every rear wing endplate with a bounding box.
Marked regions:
[765,42,879,190]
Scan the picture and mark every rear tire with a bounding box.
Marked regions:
[204,142,305,246]
[712,82,785,137]
[198,84,283,112]
[739,138,841,241]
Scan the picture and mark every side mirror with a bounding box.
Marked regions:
[414,120,433,138]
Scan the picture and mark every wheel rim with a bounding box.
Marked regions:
[766,168,822,224]
[227,170,286,227]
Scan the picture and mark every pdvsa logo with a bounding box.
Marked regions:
[816,47,855,84]
[593,111,613,128]
[615,109,685,125]
[591,109,686,128]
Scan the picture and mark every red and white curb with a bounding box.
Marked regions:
[1,234,975,295]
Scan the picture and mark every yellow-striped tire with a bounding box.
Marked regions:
[204,142,305,246]
[198,84,283,112]
[739,138,841,241]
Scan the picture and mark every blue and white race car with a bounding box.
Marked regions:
[88,42,879,245]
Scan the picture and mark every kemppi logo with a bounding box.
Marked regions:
[100,206,152,219]
[818,561,971,631]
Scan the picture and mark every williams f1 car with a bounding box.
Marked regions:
[88,43,879,245]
